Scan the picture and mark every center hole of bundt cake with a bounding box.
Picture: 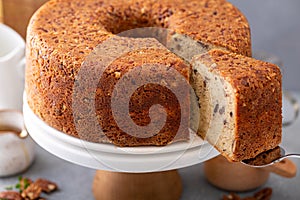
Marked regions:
[101,6,172,35]
[104,19,155,35]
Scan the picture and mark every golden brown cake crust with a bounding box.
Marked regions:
[194,49,282,161]
[166,0,252,57]
[72,38,190,145]
[26,0,251,145]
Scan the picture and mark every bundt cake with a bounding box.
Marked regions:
[25,0,281,161]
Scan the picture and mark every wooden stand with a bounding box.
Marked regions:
[93,170,182,200]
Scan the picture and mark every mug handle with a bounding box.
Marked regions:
[263,158,297,178]
[17,57,26,81]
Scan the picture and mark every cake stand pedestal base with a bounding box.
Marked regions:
[93,170,182,200]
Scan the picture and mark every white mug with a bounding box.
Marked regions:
[0,23,25,111]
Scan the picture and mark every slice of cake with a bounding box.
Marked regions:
[191,49,282,162]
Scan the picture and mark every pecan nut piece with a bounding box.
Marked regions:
[222,193,241,200]
[0,191,22,200]
[254,188,272,200]
[34,179,58,193]
[21,183,42,200]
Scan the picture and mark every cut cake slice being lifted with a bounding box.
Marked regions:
[191,49,282,162]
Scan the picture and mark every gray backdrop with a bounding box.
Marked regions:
[229,0,300,90]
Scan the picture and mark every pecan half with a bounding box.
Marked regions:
[222,193,241,200]
[254,188,272,200]
[0,191,23,200]
[34,179,58,193]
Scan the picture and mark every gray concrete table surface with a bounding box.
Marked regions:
[1,92,300,199]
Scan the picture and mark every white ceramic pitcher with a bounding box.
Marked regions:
[0,110,35,177]
[0,23,25,111]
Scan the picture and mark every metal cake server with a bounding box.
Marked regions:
[242,146,300,168]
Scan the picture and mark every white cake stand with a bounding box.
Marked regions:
[23,97,219,200]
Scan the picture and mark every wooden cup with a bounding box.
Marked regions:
[204,155,297,192]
